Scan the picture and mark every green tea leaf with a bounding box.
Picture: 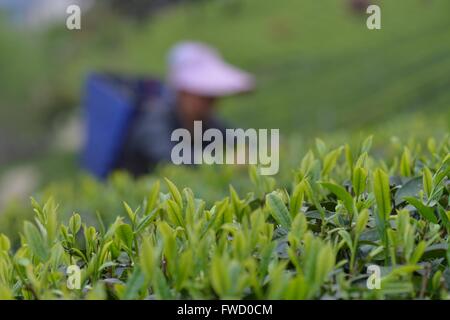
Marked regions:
[394,177,422,205]
[315,138,327,158]
[229,185,244,220]
[158,221,177,271]
[115,224,134,250]
[69,213,82,235]
[152,268,173,299]
[360,135,373,154]
[175,249,193,290]
[0,234,10,252]
[122,267,145,300]
[352,167,368,198]
[320,181,354,215]
[321,147,343,177]
[164,178,183,209]
[373,169,392,220]
[145,180,160,215]
[400,147,413,177]
[123,202,137,224]
[355,152,368,169]
[404,197,438,224]
[338,230,353,250]
[139,236,156,281]
[266,192,292,229]
[355,209,369,236]
[135,209,159,234]
[410,241,426,264]
[23,221,49,261]
[299,150,315,178]
[290,181,305,217]
[166,199,184,227]
[0,284,13,300]
[422,167,433,199]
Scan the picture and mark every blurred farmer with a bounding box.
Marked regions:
[118,42,254,176]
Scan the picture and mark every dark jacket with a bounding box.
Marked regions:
[117,90,227,177]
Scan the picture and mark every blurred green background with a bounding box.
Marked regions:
[0,0,449,235]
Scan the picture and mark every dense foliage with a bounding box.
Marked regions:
[0,136,448,300]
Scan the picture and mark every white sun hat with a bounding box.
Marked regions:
[167,41,255,97]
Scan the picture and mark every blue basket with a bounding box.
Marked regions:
[81,73,162,179]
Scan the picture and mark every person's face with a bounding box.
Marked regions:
[177,91,217,122]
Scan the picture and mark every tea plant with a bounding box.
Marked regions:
[0,136,448,300]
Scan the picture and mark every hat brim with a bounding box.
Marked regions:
[170,62,255,97]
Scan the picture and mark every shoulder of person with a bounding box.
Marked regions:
[141,87,175,115]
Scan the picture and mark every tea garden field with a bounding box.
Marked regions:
[0,0,450,300]
[0,133,449,299]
